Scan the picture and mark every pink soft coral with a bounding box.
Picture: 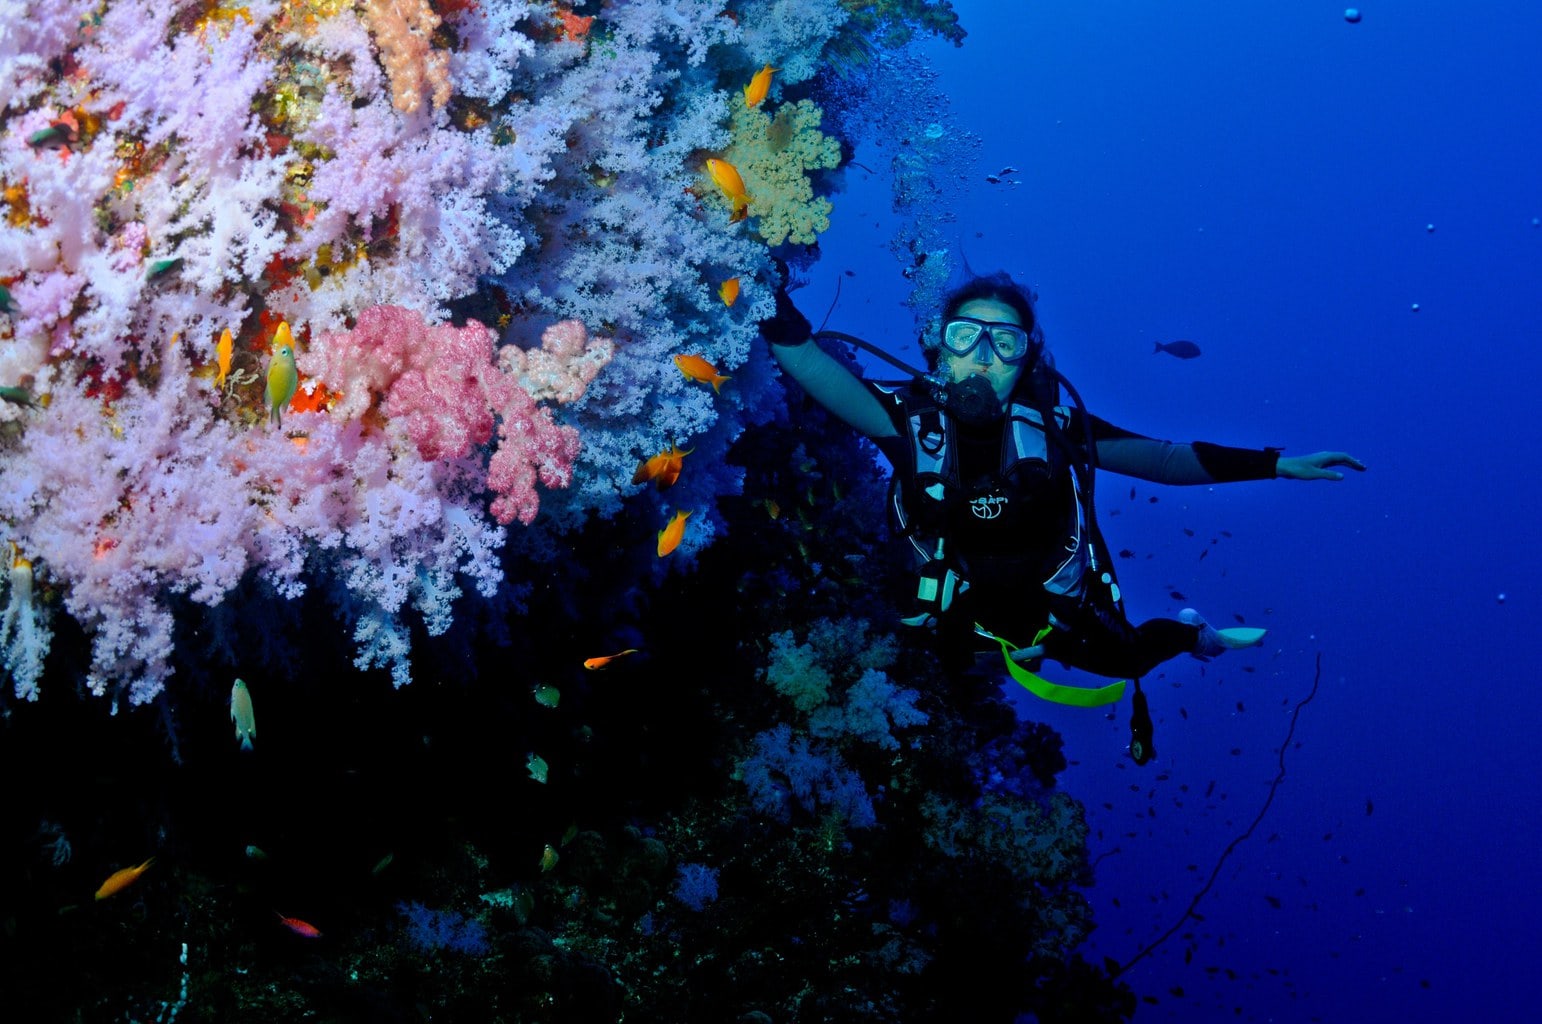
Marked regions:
[486,387,581,526]
[501,318,615,405]
[299,306,611,524]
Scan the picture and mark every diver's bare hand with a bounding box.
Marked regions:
[1277,452,1366,481]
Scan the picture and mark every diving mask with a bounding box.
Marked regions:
[941,317,1037,365]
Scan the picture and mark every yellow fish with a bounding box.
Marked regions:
[657,509,691,557]
[705,158,751,221]
[673,354,730,393]
[231,678,256,751]
[265,322,298,429]
[718,277,740,307]
[743,64,778,107]
[95,857,154,901]
[215,328,233,390]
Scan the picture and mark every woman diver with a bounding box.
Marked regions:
[763,269,1365,695]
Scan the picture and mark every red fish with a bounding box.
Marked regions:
[583,648,640,670]
[276,912,322,938]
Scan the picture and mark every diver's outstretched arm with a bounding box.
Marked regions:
[769,337,900,440]
[763,281,899,440]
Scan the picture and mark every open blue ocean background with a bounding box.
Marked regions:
[804,1,1540,1019]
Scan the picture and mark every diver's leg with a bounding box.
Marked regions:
[1041,599,1198,679]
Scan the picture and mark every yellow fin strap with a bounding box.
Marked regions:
[979,625,1127,708]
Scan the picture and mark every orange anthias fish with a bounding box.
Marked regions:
[275,912,322,938]
[718,276,740,307]
[95,857,154,900]
[657,509,692,556]
[743,64,778,107]
[705,158,751,221]
[583,648,640,670]
[215,327,233,390]
[631,443,693,489]
[673,354,730,392]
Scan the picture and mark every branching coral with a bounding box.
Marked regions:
[742,616,923,831]
[0,0,560,702]
[836,0,965,50]
[297,306,610,525]
[0,324,527,700]
[0,0,949,707]
[735,0,850,85]
[719,98,842,246]
[360,0,452,114]
[0,546,50,701]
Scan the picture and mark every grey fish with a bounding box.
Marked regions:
[1154,339,1202,359]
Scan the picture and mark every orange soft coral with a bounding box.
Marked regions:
[362,0,453,114]
[554,5,594,42]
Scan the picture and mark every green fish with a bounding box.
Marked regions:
[265,342,298,429]
[27,125,67,149]
[532,683,561,709]
[0,283,15,314]
[145,257,183,282]
[526,752,549,784]
[0,385,36,408]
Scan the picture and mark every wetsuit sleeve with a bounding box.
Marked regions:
[770,339,901,439]
[1084,413,1279,483]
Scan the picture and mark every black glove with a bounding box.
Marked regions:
[761,260,812,348]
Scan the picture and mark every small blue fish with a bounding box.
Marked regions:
[1154,339,1202,359]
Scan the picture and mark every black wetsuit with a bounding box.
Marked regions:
[866,379,1278,678]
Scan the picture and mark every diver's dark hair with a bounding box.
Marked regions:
[922,270,1045,370]
[939,271,1039,334]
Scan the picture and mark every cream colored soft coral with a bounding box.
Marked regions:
[361,0,452,114]
[720,99,842,246]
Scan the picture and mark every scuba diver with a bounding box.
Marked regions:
[762,268,1364,749]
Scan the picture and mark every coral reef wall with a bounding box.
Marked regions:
[0,0,964,705]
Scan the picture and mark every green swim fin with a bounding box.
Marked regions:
[975,624,1126,708]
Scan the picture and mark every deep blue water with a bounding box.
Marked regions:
[808,2,1541,1020]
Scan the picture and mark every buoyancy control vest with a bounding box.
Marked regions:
[873,381,1119,629]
